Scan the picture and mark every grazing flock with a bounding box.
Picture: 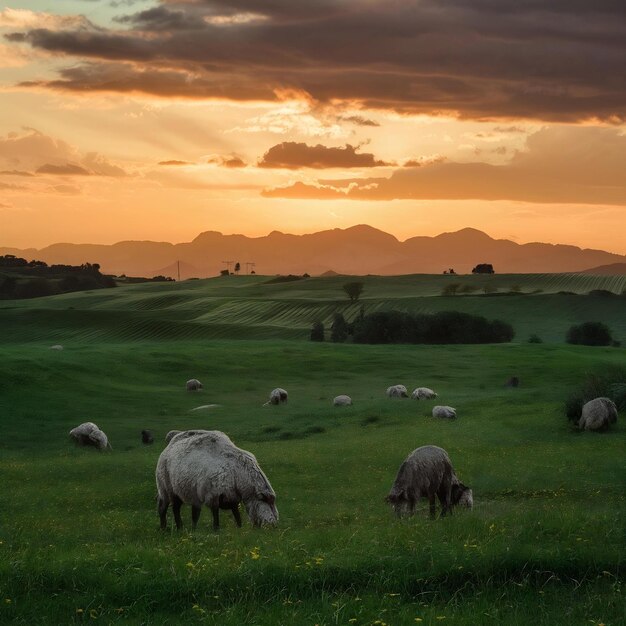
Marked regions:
[68,377,619,531]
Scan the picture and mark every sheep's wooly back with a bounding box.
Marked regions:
[387,385,408,398]
[157,431,278,526]
[333,395,352,406]
[579,397,618,431]
[411,387,437,400]
[186,379,203,391]
[432,405,456,419]
[69,421,109,450]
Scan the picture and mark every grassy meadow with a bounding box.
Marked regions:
[0,275,624,624]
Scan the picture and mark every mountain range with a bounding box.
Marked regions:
[2,226,625,278]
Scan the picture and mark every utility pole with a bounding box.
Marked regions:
[222,260,233,274]
[245,262,256,275]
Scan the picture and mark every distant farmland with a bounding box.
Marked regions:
[1,273,625,344]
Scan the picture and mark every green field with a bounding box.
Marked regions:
[0,276,624,625]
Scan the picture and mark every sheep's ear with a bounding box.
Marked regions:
[386,489,404,503]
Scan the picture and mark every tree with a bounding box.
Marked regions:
[441,283,461,296]
[472,263,495,274]
[219,269,229,277]
[343,281,364,302]
[234,262,241,275]
[330,313,349,343]
[310,321,325,342]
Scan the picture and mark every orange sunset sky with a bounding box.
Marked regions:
[0,1,624,252]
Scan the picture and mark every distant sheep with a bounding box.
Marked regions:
[411,387,438,400]
[505,376,520,388]
[156,430,278,531]
[386,445,473,519]
[387,385,408,399]
[69,422,111,451]
[141,430,154,445]
[579,397,618,431]
[265,388,288,406]
[432,405,457,419]
[49,344,63,351]
[333,395,352,406]
[186,379,203,392]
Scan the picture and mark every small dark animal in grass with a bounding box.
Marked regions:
[505,376,520,388]
[141,430,154,445]
[156,430,278,531]
[386,445,472,519]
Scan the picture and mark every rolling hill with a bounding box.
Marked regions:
[1,273,625,345]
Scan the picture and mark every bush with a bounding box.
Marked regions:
[310,321,325,342]
[528,334,543,344]
[352,310,514,344]
[330,313,349,343]
[343,282,364,302]
[566,321,613,346]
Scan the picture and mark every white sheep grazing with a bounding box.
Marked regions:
[333,395,352,406]
[49,344,64,351]
[386,385,408,399]
[186,379,203,392]
[386,445,473,519]
[579,397,618,431]
[265,388,288,406]
[432,405,457,419]
[156,430,278,531]
[69,422,111,451]
[411,387,438,400]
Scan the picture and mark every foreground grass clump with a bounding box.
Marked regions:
[0,338,624,624]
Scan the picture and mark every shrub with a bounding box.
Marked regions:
[352,310,514,344]
[441,283,461,296]
[528,334,543,343]
[310,321,325,342]
[330,313,349,343]
[566,321,613,346]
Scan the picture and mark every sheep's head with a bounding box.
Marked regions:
[385,488,411,518]
[452,483,473,509]
[246,492,279,527]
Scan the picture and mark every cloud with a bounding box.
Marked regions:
[206,154,247,168]
[258,142,390,169]
[36,163,92,176]
[5,0,625,121]
[262,126,626,205]
[0,128,128,177]
[158,159,192,166]
[0,8,93,31]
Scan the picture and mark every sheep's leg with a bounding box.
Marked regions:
[191,505,202,530]
[172,496,183,530]
[437,483,452,517]
[429,495,436,519]
[231,505,242,528]
[211,506,220,531]
[158,497,169,530]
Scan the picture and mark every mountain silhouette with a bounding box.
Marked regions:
[2,226,625,277]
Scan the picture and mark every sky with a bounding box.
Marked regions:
[0,0,624,252]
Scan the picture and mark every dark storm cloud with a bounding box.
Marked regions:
[258,142,390,169]
[7,0,626,121]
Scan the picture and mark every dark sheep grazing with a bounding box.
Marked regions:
[505,376,520,388]
[141,430,154,445]
[386,445,473,519]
